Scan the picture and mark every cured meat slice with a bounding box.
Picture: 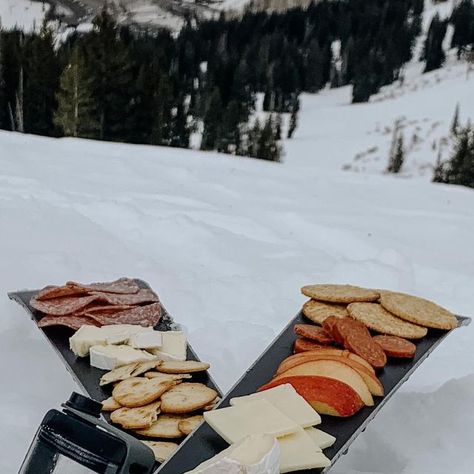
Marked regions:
[89,303,162,327]
[333,318,371,346]
[92,289,159,306]
[372,335,416,358]
[66,277,140,295]
[36,285,89,301]
[38,315,100,330]
[294,324,333,344]
[30,295,100,316]
[294,338,325,353]
[344,333,387,369]
[322,316,340,340]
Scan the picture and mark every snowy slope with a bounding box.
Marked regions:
[0,130,473,472]
[284,0,474,178]
[0,0,47,30]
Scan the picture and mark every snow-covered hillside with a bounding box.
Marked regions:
[0,130,473,472]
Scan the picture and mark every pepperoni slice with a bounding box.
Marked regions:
[344,333,387,369]
[294,324,333,345]
[294,338,325,353]
[333,318,370,346]
[322,316,339,340]
[373,335,416,358]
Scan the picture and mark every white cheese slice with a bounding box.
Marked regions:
[203,399,299,444]
[279,428,331,473]
[230,384,321,428]
[185,434,280,474]
[89,344,157,370]
[69,325,105,357]
[305,427,336,450]
[148,331,187,361]
[129,331,163,349]
[69,324,153,357]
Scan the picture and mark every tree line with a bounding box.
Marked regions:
[0,0,424,159]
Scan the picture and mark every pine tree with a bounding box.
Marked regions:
[422,13,447,73]
[54,46,99,138]
[451,103,460,136]
[201,88,223,151]
[387,131,405,173]
[287,97,299,139]
[169,99,190,149]
[434,126,474,188]
[257,115,281,162]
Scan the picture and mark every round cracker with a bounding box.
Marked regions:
[135,414,185,438]
[142,441,178,463]
[348,302,428,339]
[113,377,179,408]
[380,292,458,330]
[110,401,160,429]
[161,383,218,414]
[301,284,380,303]
[302,299,348,324]
[144,372,192,381]
[156,360,210,374]
[178,415,204,435]
[101,396,121,412]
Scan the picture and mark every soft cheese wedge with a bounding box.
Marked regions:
[305,427,336,450]
[203,399,299,444]
[230,384,321,428]
[279,428,331,473]
[148,331,187,361]
[70,325,153,357]
[185,434,280,474]
[89,344,157,370]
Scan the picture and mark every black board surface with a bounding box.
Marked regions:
[157,311,470,474]
[8,280,222,471]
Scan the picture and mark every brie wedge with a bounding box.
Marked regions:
[129,331,163,349]
[230,384,321,428]
[203,399,299,444]
[185,434,280,474]
[89,344,157,370]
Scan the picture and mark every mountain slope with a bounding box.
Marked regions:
[0,129,473,472]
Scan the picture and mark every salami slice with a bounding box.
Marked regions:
[66,277,140,295]
[36,285,89,301]
[38,315,100,330]
[333,318,371,346]
[372,335,416,358]
[321,316,340,340]
[294,338,325,353]
[92,289,159,306]
[294,324,333,345]
[30,294,100,316]
[344,333,387,369]
[89,302,162,327]
[78,304,135,316]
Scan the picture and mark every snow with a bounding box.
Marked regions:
[0,0,47,31]
[0,128,473,472]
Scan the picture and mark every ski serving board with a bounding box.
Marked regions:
[8,280,222,471]
[157,311,470,474]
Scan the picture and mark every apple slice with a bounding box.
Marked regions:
[275,354,383,397]
[277,348,375,375]
[274,359,374,406]
[259,375,364,417]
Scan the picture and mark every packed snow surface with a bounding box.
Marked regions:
[0,129,473,473]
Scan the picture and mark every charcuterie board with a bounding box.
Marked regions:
[157,310,470,474]
[8,279,222,471]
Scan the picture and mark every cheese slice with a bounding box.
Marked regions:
[279,428,331,473]
[89,344,157,370]
[230,384,321,428]
[148,331,187,361]
[185,434,280,474]
[305,427,336,450]
[129,331,163,349]
[69,325,153,357]
[203,399,299,444]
